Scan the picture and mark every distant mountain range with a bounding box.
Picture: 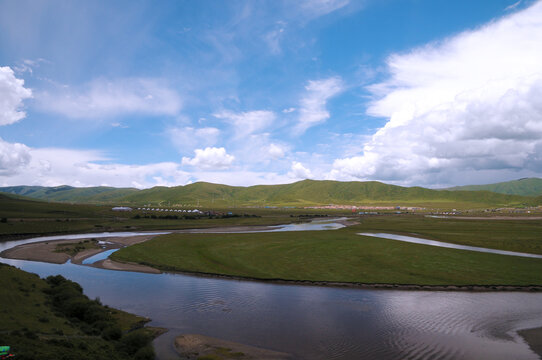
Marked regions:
[0,185,138,203]
[445,178,542,197]
[1,179,541,208]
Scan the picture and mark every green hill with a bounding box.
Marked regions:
[119,179,540,208]
[446,178,542,196]
[2,180,541,209]
[0,185,139,203]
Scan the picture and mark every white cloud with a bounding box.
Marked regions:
[36,77,181,119]
[0,145,192,188]
[298,0,350,19]
[182,147,235,170]
[0,138,31,175]
[288,161,313,179]
[282,107,296,113]
[0,141,298,188]
[169,126,221,153]
[214,110,276,138]
[0,66,32,126]
[505,0,522,11]
[264,22,286,55]
[295,77,343,134]
[268,143,286,159]
[332,2,542,186]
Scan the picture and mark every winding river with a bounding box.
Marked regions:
[1,219,542,360]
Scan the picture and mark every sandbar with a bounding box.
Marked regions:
[518,326,542,358]
[175,334,292,360]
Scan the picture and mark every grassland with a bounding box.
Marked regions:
[0,263,157,360]
[0,193,317,240]
[112,215,542,286]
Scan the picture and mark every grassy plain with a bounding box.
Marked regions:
[112,215,542,286]
[0,193,322,239]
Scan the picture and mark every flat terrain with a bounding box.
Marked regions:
[112,215,542,286]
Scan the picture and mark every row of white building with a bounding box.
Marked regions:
[136,207,203,214]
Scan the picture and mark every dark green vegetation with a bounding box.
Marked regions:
[112,215,542,286]
[446,177,542,196]
[3,179,542,208]
[0,263,157,360]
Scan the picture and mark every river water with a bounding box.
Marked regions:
[1,219,542,360]
[359,232,542,259]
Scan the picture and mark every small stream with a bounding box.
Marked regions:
[1,219,542,359]
[358,232,542,259]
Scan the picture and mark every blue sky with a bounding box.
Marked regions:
[1,0,542,188]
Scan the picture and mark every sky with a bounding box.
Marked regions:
[1,0,542,189]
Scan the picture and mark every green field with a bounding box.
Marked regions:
[0,263,157,360]
[112,215,542,286]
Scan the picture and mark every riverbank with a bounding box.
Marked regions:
[519,326,542,358]
[0,234,156,265]
[175,334,292,359]
[0,263,158,359]
[4,217,542,291]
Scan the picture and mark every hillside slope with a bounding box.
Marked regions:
[2,180,540,208]
[119,179,539,208]
[0,185,139,203]
[446,178,542,196]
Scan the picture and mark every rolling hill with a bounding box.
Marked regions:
[446,178,542,197]
[0,185,139,203]
[3,180,540,209]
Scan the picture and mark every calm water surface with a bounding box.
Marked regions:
[2,221,542,360]
[359,232,542,259]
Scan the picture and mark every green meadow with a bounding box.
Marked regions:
[0,263,158,360]
[112,215,542,286]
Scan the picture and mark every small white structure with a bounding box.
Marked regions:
[112,206,133,212]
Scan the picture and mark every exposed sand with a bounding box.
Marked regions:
[1,239,78,264]
[519,326,542,358]
[175,334,292,360]
[94,258,161,274]
[0,235,155,265]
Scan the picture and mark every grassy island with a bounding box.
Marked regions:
[112,215,542,286]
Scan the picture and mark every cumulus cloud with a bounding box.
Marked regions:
[182,147,235,170]
[0,145,193,188]
[36,77,181,119]
[0,66,32,126]
[0,138,31,175]
[332,2,542,186]
[295,77,343,134]
[288,161,313,179]
[214,110,276,138]
[169,126,220,152]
